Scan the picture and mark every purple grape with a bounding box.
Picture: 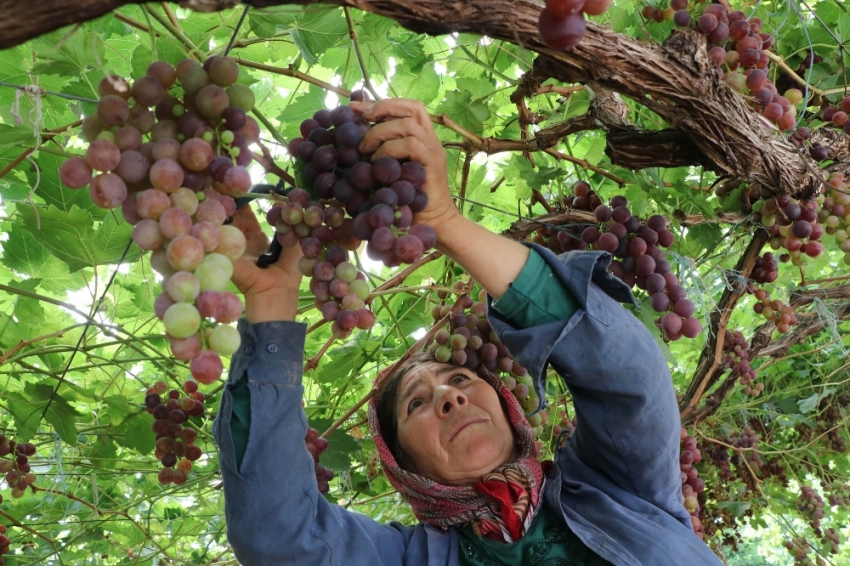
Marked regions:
[333,179,356,203]
[409,224,436,249]
[400,161,426,189]
[326,245,348,266]
[314,172,338,199]
[391,180,415,205]
[410,189,428,213]
[301,237,322,258]
[352,213,373,240]
[331,105,356,127]
[373,156,401,185]
[222,106,247,131]
[394,234,424,263]
[297,141,317,161]
[307,127,334,146]
[373,187,398,208]
[300,119,319,138]
[371,226,395,251]
[312,145,338,172]
[334,122,362,147]
[368,204,395,229]
[348,162,374,191]
[313,109,332,128]
[338,145,361,167]
[394,205,413,229]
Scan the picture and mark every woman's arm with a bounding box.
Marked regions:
[350,102,683,518]
[214,206,424,565]
[352,99,529,299]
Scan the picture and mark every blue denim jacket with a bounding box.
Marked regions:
[212,245,723,566]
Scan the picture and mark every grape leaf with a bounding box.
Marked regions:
[15,203,140,272]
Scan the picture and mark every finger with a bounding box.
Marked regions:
[358,117,428,154]
[349,100,375,115]
[230,204,262,234]
[232,206,270,257]
[358,99,432,130]
[371,137,433,165]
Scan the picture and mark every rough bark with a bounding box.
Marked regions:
[0,0,824,197]
[678,229,770,422]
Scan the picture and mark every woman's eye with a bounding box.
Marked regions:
[407,399,422,415]
[451,374,468,385]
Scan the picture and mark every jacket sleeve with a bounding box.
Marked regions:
[486,244,684,517]
[212,318,418,566]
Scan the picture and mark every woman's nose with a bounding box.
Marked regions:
[435,385,467,415]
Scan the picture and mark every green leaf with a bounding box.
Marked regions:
[0,124,36,148]
[290,8,347,66]
[437,89,491,134]
[114,412,156,455]
[15,203,140,272]
[5,384,83,444]
[0,223,82,294]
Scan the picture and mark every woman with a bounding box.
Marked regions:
[212,99,723,566]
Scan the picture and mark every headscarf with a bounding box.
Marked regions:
[367,366,545,542]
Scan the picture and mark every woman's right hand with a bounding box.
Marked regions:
[229,205,304,324]
[350,99,460,233]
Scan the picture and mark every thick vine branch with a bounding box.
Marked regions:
[0,0,824,197]
[502,209,748,242]
[679,229,770,424]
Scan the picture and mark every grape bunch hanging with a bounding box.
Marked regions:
[532,183,702,341]
[679,429,706,539]
[305,427,335,495]
[720,329,762,396]
[0,524,9,566]
[264,100,438,338]
[538,0,614,50]
[58,56,261,385]
[268,187,376,340]
[0,436,36,499]
[144,380,205,485]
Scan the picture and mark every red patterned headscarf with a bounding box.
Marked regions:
[367,366,545,542]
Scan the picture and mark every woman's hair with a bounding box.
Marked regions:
[374,351,437,472]
[374,351,510,473]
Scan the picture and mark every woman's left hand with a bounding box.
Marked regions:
[229,205,304,324]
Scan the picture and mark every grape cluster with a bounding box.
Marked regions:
[269,188,376,340]
[729,425,763,473]
[0,528,13,566]
[750,252,778,284]
[762,195,825,263]
[707,442,733,481]
[751,287,797,333]
[821,97,850,136]
[544,185,702,341]
[679,429,706,539]
[720,329,762,396]
[429,290,538,411]
[821,527,840,555]
[287,104,437,268]
[0,524,8,566]
[784,538,815,566]
[796,485,826,531]
[822,480,850,507]
[551,411,577,440]
[144,380,205,485]
[59,57,256,385]
[305,427,335,494]
[537,0,614,50]
[647,2,804,132]
[0,436,36,498]
[820,175,850,267]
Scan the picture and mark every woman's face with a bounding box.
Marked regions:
[394,362,517,486]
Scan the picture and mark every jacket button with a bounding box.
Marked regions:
[267,343,279,353]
